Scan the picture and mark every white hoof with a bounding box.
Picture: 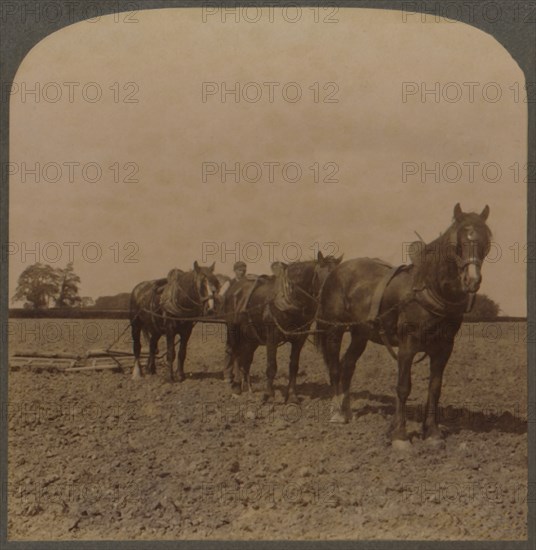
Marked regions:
[131,362,142,380]
[329,411,348,424]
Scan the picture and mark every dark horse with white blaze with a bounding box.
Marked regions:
[316,204,491,449]
[223,252,343,402]
[130,262,220,381]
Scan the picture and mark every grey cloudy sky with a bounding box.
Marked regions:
[9,8,527,314]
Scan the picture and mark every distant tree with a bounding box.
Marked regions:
[95,293,131,310]
[12,263,61,309]
[55,262,82,308]
[464,293,500,321]
[81,296,95,308]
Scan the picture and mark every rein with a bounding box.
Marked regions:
[268,302,322,337]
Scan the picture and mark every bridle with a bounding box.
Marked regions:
[285,262,332,309]
[426,224,488,314]
[174,273,217,311]
[447,224,487,280]
[198,274,219,308]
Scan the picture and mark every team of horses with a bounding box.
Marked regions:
[129,204,492,448]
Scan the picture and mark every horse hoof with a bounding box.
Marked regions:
[329,411,348,424]
[425,436,445,450]
[131,369,142,380]
[285,394,299,405]
[392,439,413,452]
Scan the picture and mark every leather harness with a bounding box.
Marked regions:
[366,262,473,361]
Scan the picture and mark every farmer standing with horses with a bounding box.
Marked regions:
[219,261,248,385]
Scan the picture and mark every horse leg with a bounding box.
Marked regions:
[223,341,234,385]
[223,324,237,385]
[339,330,367,421]
[239,342,256,394]
[423,342,454,446]
[264,339,278,401]
[166,329,177,383]
[325,329,345,423]
[285,336,307,404]
[245,343,257,394]
[391,341,417,450]
[175,323,194,382]
[131,320,143,379]
[228,323,243,396]
[147,334,159,374]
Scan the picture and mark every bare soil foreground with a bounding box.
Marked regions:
[7,319,528,540]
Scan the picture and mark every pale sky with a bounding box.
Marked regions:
[9,8,527,314]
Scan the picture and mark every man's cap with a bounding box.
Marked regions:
[233,261,247,270]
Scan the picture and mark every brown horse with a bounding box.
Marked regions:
[130,262,220,381]
[316,204,491,449]
[223,252,343,402]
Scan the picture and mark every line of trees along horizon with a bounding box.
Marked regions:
[11,262,503,319]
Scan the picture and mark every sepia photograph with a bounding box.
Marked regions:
[1,1,533,544]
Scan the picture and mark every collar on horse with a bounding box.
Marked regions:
[367,263,473,324]
[413,285,471,317]
[366,261,473,363]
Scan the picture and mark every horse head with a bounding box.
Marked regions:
[448,203,491,296]
[193,261,220,314]
[312,251,344,298]
[271,252,344,312]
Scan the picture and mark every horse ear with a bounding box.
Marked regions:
[453,203,463,222]
[480,205,490,221]
[317,251,324,262]
[193,261,200,272]
[209,262,215,272]
[336,254,344,264]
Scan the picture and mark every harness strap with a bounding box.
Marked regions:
[367,264,428,365]
[367,265,407,323]
[413,286,469,317]
[230,276,268,323]
[268,302,319,336]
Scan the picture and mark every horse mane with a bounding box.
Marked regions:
[167,268,185,283]
[161,268,214,314]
